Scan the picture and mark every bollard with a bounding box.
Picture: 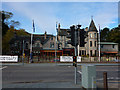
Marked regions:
[103,72,108,90]
[28,56,29,63]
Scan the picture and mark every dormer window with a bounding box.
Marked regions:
[50,42,54,48]
[36,43,40,47]
[35,42,40,47]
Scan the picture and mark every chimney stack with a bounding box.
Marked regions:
[85,27,88,31]
[44,31,47,39]
[58,23,60,32]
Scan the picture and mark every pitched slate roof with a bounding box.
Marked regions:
[58,29,70,36]
[88,19,98,32]
[10,34,55,45]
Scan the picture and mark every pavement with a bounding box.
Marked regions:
[3,82,81,88]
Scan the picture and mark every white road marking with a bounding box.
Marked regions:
[97,77,120,81]
[96,70,119,71]
[0,66,8,70]
[77,71,82,74]
[68,66,71,67]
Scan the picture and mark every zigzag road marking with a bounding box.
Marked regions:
[0,66,8,70]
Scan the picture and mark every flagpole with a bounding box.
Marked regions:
[55,22,57,64]
[30,20,34,63]
[98,24,101,62]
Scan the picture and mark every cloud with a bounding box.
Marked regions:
[6,2,58,34]
[93,3,118,29]
[3,2,118,35]
[55,2,118,30]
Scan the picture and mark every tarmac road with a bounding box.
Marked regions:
[1,63,120,88]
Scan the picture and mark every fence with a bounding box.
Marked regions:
[81,56,120,62]
[18,55,60,63]
[18,55,120,63]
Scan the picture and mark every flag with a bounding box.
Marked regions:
[56,22,58,33]
[99,24,100,35]
[33,20,35,32]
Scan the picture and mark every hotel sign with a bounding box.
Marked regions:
[0,56,18,62]
[60,56,81,62]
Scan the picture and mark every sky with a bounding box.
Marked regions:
[1,1,119,35]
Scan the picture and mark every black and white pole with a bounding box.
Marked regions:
[75,26,77,85]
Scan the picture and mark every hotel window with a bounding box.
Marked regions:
[80,50,81,56]
[95,50,97,56]
[90,33,92,38]
[65,42,67,47]
[90,50,92,56]
[25,43,29,49]
[112,45,115,48]
[82,50,84,55]
[94,33,96,38]
[90,41,92,47]
[101,45,103,48]
[85,51,86,55]
[94,41,96,47]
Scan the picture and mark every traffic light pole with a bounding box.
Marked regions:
[74,48,77,85]
[74,28,77,85]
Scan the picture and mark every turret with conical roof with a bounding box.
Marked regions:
[86,17,98,57]
[88,18,97,32]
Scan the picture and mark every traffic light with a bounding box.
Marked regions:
[73,56,77,67]
[79,29,87,47]
[66,25,78,46]
[67,25,84,47]
[70,25,75,46]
